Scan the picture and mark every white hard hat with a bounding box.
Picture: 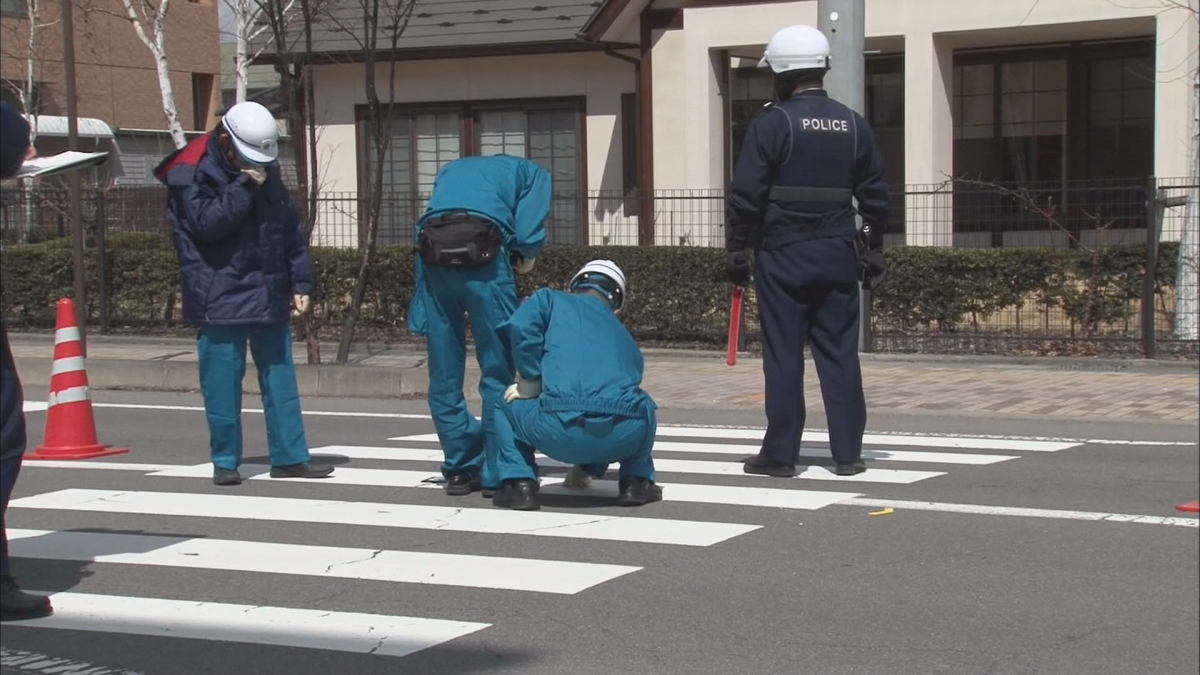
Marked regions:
[758,25,831,74]
[570,259,627,310]
[221,101,279,165]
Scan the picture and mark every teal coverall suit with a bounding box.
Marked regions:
[494,288,658,483]
[407,155,550,489]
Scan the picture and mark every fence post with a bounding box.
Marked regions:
[1141,177,1160,359]
[94,188,109,335]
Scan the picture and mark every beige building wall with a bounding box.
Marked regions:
[654,0,1197,245]
[311,52,635,247]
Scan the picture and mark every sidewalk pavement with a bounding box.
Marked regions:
[8,333,1199,423]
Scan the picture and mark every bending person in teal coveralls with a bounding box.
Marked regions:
[492,260,662,511]
[407,155,550,498]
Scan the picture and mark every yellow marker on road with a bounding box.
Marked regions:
[868,507,894,516]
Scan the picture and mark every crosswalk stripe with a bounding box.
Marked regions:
[8,591,489,658]
[648,441,1018,465]
[389,430,1078,452]
[7,528,640,595]
[10,489,762,547]
[650,427,1080,452]
[308,445,946,484]
[146,462,862,510]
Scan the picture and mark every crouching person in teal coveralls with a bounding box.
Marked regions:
[492,260,662,511]
[155,101,333,486]
[406,155,550,498]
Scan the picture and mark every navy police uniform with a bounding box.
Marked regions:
[725,88,889,475]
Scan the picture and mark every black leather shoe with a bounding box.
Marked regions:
[492,479,540,511]
[617,476,663,507]
[742,454,797,477]
[213,468,242,486]
[270,462,334,479]
[835,459,867,476]
[0,576,52,622]
[445,472,481,496]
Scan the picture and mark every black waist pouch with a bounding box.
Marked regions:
[418,210,504,267]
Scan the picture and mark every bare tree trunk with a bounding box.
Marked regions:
[334,0,413,364]
[114,0,187,148]
[234,0,251,103]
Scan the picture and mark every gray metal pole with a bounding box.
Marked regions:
[61,0,87,356]
[818,0,869,352]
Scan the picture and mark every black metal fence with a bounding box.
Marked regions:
[1,178,1196,358]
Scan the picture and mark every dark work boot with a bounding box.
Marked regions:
[492,479,539,511]
[617,476,663,507]
[0,576,53,622]
[480,487,495,499]
[445,472,481,496]
[742,454,797,477]
[213,467,242,486]
[269,462,334,479]
[835,459,867,476]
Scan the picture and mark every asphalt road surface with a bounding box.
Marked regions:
[2,391,1197,675]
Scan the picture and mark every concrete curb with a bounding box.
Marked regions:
[14,357,432,399]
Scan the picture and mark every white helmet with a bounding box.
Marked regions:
[221,101,279,165]
[758,25,831,74]
[569,259,627,310]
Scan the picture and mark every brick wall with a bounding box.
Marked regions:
[1,0,221,132]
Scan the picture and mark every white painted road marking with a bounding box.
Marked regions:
[7,592,490,658]
[21,399,1184,446]
[19,460,180,472]
[649,440,1019,465]
[11,488,763,547]
[20,400,49,413]
[308,445,947,484]
[0,646,146,675]
[146,461,861,511]
[649,427,1082,452]
[389,430,1079,452]
[840,498,1200,528]
[7,528,641,595]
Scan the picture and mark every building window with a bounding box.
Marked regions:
[360,100,584,246]
[727,58,905,186]
[1086,55,1153,181]
[0,0,26,16]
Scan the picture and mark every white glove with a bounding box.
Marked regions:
[562,466,593,489]
[512,256,536,274]
[291,294,310,317]
[242,166,266,185]
[503,373,542,404]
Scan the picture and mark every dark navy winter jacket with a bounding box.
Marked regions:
[154,132,312,327]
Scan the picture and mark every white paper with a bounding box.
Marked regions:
[14,150,109,179]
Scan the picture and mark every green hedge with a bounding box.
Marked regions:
[0,232,1183,346]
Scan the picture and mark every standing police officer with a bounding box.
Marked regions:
[725,25,889,479]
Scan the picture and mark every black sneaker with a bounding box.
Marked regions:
[617,476,663,507]
[742,454,797,477]
[835,459,867,476]
[492,479,540,511]
[213,468,242,486]
[0,576,52,622]
[445,472,481,496]
[269,462,334,479]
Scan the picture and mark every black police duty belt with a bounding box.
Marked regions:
[762,185,858,246]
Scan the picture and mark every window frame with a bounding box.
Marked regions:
[353,96,589,244]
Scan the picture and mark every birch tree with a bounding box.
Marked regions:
[327,0,417,364]
[0,0,58,142]
[89,0,187,148]
[224,0,297,103]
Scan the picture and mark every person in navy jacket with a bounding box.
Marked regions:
[0,101,54,621]
[154,101,333,486]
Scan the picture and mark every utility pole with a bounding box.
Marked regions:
[61,0,87,356]
[818,0,869,352]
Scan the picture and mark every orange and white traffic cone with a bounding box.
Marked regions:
[25,298,130,461]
